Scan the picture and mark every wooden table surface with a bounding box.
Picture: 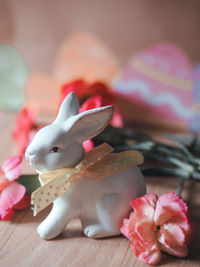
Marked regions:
[0,111,200,267]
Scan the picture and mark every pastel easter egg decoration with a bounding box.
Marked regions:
[53,32,120,85]
[0,45,29,110]
[25,72,59,117]
[189,64,200,132]
[113,43,194,132]
[25,32,120,117]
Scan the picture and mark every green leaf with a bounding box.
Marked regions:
[0,44,29,110]
[18,175,40,194]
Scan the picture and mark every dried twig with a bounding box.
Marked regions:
[93,126,200,196]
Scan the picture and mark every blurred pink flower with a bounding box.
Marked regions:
[83,139,95,152]
[60,79,124,128]
[110,109,124,128]
[0,156,26,220]
[60,80,114,106]
[79,95,124,128]
[12,108,38,155]
[120,192,194,265]
[79,95,102,113]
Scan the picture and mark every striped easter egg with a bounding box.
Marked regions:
[113,43,195,132]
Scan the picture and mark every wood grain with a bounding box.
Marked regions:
[0,112,199,267]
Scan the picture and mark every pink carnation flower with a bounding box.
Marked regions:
[120,192,194,265]
[0,156,26,220]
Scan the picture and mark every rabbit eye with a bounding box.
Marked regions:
[50,147,60,153]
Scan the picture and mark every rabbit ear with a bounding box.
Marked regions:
[55,92,79,123]
[67,105,114,142]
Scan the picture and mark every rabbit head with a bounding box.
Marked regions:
[25,92,114,173]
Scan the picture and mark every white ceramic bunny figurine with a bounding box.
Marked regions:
[25,92,146,240]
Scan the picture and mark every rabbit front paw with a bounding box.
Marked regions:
[37,221,61,240]
[83,224,107,238]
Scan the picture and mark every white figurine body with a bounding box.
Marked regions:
[25,92,146,240]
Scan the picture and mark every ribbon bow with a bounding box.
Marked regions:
[31,143,143,215]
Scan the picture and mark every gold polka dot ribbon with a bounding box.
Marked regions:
[31,143,144,216]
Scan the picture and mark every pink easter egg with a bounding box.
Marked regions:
[114,43,194,131]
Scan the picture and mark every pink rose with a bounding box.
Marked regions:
[120,192,194,265]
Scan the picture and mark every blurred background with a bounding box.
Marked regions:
[1,0,200,134]
[1,0,200,71]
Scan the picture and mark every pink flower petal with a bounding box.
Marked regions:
[79,95,103,113]
[110,110,124,128]
[2,156,22,181]
[154,192,188,226]
[120,218,130,238]
[165,213,190,233]
[122,204,161,265]
[0,182,25,210]
[130,235,161,265]
[130,193,158,219]
[135,217,155,243]
[0,208,15,221]
[13,194,31,210]
[83,139,94,152]
[13,130,30,155]
[160,243,189,258]
[0,176,10,192]
[158,223,186,248]
[137,247,161,266]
